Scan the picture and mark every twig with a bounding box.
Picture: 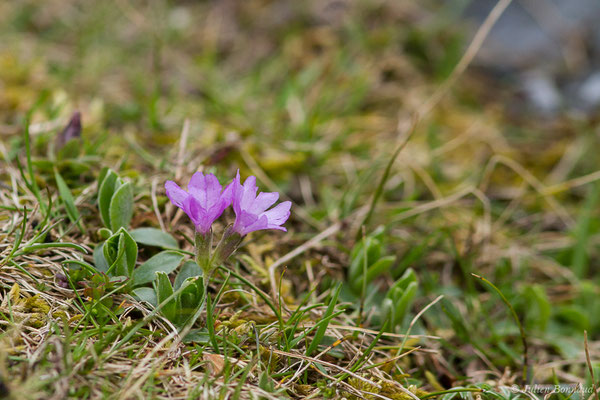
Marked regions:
[175,119,190,181]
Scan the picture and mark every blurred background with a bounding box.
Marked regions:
[2,0,600,128]
[465,0,600,116]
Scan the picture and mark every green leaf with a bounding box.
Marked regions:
[393,281,417,326]
[175,261,203,290]
[54,169,82,230]
[98,170,118,229]
[384,268,418,330]
[353,255,396,292]
[348,236,383,284]
[121,229,138,277]
[392,268,417,292]
[98,228,112,240]
[382,298,395,327]
[103,229,138,278]
[177,278,203,325]
[104,233,126,277]
[132,251,184,286]
[103,233,121,268]
[154,271,177,322]
[97,167,109,188]
[132,287,157,306]
[130,227,178,249]
[365,256,396,284]
[109,181,134,231]
[93,242,109,273]
[365,238,383,266]
[182,329,210,344]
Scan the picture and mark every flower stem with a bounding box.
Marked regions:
[210,226,243,268]
[194,229,213,274]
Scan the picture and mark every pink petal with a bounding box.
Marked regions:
[240,175,258,210]
[263,201,291,225]
[266,225,287,232]
[241,215,269,235]
[250,192,279,214]
[233,210,259,235]
[204,173,222,206]
[185,196,210,234]
[232,171,243,215]
[182,196,197,223]
[207,194,230,221]
[229,170,291,235]
[165,181,188,208]
[221,181,233,206]
[188,172,208,206]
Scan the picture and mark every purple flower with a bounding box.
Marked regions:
[165,172,232,235]
[231,171,291,236]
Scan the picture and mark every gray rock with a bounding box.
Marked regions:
[459,0,600,115]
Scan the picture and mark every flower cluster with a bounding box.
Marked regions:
[164,173,232,235]
[165,170,291,273]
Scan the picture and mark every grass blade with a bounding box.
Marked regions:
[54,168,83,232]
[306,283,341,356]
[472,273,529,383]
